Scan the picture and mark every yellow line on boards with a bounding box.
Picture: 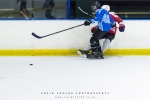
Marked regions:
[0,49,150,56]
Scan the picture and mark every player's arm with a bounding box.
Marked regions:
[83,9,105,26]
[111,14,123,24]
[109,14,115,26]
[110,14,125,32]
[110,14,124,25]
[115,15,125,32]
[91,9,105,22]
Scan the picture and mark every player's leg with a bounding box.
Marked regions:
[102,39,110,53]
[78,41,91,57]
[20,1,29,19]
[87,29,107,59]
[102,33,115,53]
[42,0,55,19]
[78,26,98,57]
[23,1,29,16]
[45,9,54,19]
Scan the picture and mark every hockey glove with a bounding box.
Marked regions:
[84,19,91,26]
[119,24,125,32]
[91,26,98,33]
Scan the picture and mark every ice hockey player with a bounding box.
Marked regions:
[78,5,125,58]
[83,2,115,59]
[42,0,55,19]
[17,0,29,19]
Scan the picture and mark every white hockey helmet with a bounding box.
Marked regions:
[101,5,110,12]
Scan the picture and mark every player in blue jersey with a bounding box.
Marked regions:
[42,0,55,19]
[83,1,115,59]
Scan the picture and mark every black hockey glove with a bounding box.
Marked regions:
[84,19,91,26]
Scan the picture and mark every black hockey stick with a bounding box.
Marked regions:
[32,24,84,39]
[78,6,93,17]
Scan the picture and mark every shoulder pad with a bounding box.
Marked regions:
[109,12,116,15]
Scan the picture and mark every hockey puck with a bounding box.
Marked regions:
[30,64,33,66]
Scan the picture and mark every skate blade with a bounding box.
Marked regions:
[97,57,104,59]
[87,55,104,59]
[86,55,97,59]
[77,51,86,58]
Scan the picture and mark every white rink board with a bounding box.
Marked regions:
[0,20,150,49]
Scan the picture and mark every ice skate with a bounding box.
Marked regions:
[86,52,99,59]
[96,52,104,59]
[77,49,89,58]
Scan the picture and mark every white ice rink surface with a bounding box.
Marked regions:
[0,56,150,100]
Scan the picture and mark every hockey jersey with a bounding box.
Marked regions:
[108,12,124,34]
[90,8,115,32]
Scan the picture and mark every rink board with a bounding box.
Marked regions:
[0,20,150,56]
[0,49,150,56]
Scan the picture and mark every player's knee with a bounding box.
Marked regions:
[90,37,98,45]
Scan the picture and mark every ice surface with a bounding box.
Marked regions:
[0,56,150,100]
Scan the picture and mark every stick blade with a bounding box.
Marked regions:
[32,32,42,39]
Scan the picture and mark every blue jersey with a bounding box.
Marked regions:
[90,8,115,32]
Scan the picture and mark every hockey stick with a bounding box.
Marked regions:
[32,24,84,39]
[78,6,93,17]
